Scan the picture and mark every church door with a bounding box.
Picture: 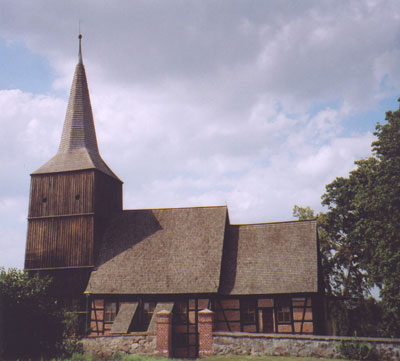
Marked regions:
[260,307,274,333]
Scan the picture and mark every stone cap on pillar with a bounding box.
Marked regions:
[198,308,214,323]
[157,309,172,314]
[156,309,172,323]
[199,308,214,314]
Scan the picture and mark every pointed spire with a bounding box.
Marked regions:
[78,34,83,64]
[32,35,120,181]
[58,36,98,155]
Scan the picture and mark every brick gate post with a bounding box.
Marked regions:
[198,308,214,357]
[156,310,172,357]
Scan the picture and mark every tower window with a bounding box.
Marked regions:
[42,197,47,203]
[75,194,80,200]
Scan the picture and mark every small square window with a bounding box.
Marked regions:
[277,306,291,323]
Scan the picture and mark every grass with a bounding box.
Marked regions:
[63,354,349,361]
[202,357,347,361]
[0,354,349,361]
[0,353,346,361]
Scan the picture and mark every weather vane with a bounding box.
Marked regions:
[78,19,83,63]
[78,19,83,36]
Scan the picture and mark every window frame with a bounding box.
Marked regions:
[104,300,118,323]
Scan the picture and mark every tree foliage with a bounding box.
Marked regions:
[0,267,77,358]
[311,100,400,337]
[292,205,315,220]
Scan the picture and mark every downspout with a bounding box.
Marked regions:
[84,292,90,335]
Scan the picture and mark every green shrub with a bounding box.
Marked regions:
[337,338,376,360]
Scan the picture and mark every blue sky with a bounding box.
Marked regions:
[1,0,400,270]
[0,39,54,94]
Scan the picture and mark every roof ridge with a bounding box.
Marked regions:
[231,218,317,227]
[123,205,227,211]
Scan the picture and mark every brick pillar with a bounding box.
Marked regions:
[198,308,214,357]
[156,310,172,357]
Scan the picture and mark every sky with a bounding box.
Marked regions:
[1,0,400,270]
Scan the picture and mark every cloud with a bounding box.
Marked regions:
[0,196,27,269]
[2,1,400,108]
[0,0,397,268]
[0,89,66,268]
[0,90,65,196]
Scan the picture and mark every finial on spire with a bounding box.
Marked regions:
[78,33,83,64]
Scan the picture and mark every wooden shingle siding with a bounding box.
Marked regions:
[25,169,121,270]
[25,215,94,269]
[29,171,94,217]
[93,171,123,217]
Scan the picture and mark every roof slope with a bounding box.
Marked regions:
[219,220,318,295]
[86,206,228,294]
[32,38,119,180]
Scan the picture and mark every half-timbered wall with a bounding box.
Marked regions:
[88,295,315,339]
[213,297,314,334]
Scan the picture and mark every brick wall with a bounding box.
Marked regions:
[198,309,214,357]
[156,310,172,357]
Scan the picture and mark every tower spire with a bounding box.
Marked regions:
[32,35,120,180]
[78,34,83,64]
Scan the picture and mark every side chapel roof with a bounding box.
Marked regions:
[219,219,319,295]
[32,35,120,180]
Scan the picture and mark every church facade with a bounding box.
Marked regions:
[25,37,323,358]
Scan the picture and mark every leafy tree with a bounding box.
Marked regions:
[320,100,400,337]
[293,205,315,220]
[292,204,367,298]
[293,205,381,336]
[0,267,80,358]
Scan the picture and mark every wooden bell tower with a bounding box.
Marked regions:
[24,35,122,298]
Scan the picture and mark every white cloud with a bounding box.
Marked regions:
[0,195,27,270]
[0,1,397,268]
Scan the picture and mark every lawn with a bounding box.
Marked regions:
[0,355,349,361]
[65,354,348,361]
[202,357,347,361]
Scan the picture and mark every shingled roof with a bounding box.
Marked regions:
[86,209,319,296]
[219,220,318,295]
[85,206,228,294]
[32,36,119,180]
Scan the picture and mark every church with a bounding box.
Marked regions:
[24,36,323,358]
